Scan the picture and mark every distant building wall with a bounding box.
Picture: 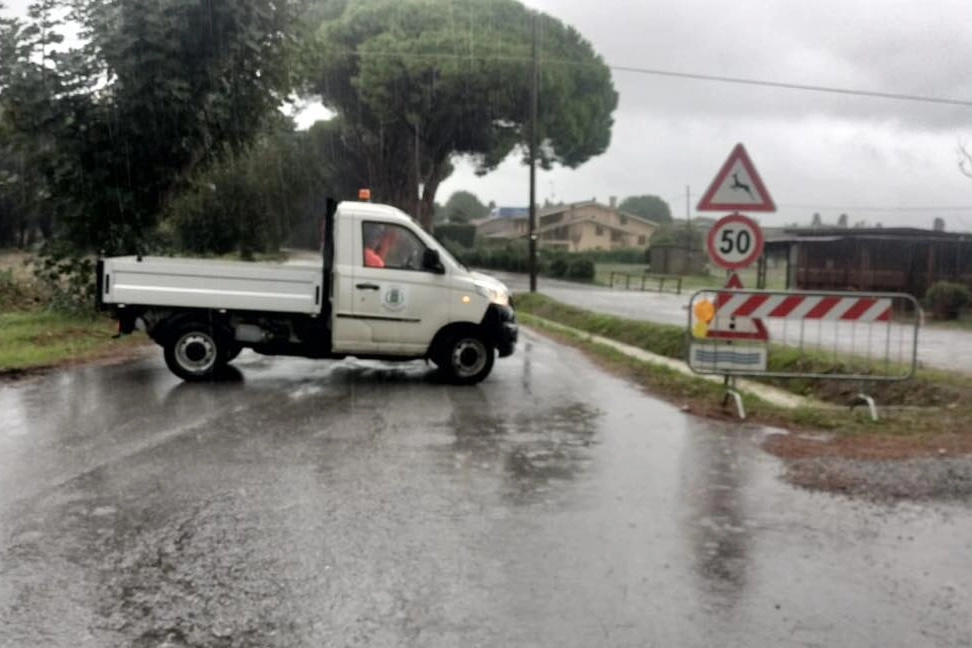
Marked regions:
[651,246,706,275]
[537,202,657,251]
[476,217,528,240]
[780,229,972,298]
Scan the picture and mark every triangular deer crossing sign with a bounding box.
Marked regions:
[697,143,776,212]
[707,272,770,341]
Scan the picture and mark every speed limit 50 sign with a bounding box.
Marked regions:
[706,213,764,270]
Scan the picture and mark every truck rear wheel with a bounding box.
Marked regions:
[163,321,229,382]
[437,330,495,385]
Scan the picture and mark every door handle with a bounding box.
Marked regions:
[356,283,380,291]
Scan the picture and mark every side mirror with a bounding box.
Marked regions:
[422,248,445,274]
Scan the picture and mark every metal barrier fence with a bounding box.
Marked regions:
[609,270,683,294]
[686,288,922,419]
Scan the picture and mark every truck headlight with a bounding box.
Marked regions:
[474,282,509,307]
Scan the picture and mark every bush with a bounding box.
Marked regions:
[450,243,607,282]
[548,256,569,278]
[925,281,970,320]
[578,247,648,264]
[0,268,45,311]
[433,224,476,248]
[30,249,97,316]
[566,257,595,281]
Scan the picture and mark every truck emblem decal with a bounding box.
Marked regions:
[383,286,406,312]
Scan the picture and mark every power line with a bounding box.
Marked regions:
[675,190,972,213]
[608,66,972,108]
[331,48,972,108]
[774,203,972,212]
[614,190,972,213]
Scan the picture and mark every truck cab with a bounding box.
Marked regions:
[97,200,517,384]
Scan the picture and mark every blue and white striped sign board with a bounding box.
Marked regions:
[690,344,768,373]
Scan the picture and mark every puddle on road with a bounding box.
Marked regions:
[444,400,602,504]
[2,333,971,646]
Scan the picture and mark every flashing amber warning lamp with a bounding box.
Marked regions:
[358,188,371,202]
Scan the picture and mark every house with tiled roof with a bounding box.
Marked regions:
[534,198,658,251]
[473,198,659,251]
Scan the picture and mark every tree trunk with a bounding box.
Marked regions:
[380,181,419,223]
[417,162,447,232]
[363,129,449,231]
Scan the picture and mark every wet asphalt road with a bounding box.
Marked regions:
[2,332,972,647]
[494,271,972,376]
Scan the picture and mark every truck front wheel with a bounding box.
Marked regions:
[163,321,229,382]
[436,330,495,385]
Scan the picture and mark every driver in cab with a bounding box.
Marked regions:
[364,224,397,268]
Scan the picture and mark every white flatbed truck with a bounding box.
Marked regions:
[97,199,517,384]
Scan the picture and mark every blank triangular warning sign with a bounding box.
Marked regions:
[706,316,769,341]
[697,143,776,212]
[707,272,770,341]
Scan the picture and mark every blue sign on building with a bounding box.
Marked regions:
[491,207,529,218]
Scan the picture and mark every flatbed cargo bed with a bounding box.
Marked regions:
[100,256,323,314]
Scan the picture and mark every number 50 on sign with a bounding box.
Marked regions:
[706,213,765,270]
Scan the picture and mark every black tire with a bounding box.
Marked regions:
[436,330,495,385]
[163,320,230,382]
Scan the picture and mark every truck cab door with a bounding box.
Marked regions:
[350,220,451,354]
[330,210,380,355]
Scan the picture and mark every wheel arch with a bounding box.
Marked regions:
[151,309,232,345]
[427,321,484,364]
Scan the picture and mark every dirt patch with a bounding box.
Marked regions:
[762,428,972,461]
[782,456,972,501]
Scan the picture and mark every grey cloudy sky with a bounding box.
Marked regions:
[438,0,972,230]
[5,0,972,229]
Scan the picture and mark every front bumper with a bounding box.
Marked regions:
[483,304,518,357]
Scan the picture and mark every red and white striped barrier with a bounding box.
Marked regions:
[715,292,892,322]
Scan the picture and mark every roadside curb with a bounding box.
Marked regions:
[520,314,812,410]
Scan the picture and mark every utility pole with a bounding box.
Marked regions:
[684,185,691,275]
[528,13,539,293]
[415,124,422,226]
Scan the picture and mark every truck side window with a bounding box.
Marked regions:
[362,222,427,271]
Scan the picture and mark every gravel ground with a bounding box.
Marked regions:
[785,456,972,500]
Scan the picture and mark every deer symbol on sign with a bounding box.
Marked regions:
[730,172,754,199]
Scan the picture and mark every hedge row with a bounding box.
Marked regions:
[438,240,615,281]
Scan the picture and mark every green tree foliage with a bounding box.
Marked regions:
[619,195,672,224]
[432,202,446,224]
[441,191,489,224]
[1,0,303,256]
[306,0,617,229]
[432,223,476,248]
[925,281,970,320]
[168,116,365,257]
[0,135,49,248]
[0,4,53,248]
[650,224,705,250]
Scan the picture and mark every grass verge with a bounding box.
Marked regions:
[0,311,149,378]
[516,293,972,459]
